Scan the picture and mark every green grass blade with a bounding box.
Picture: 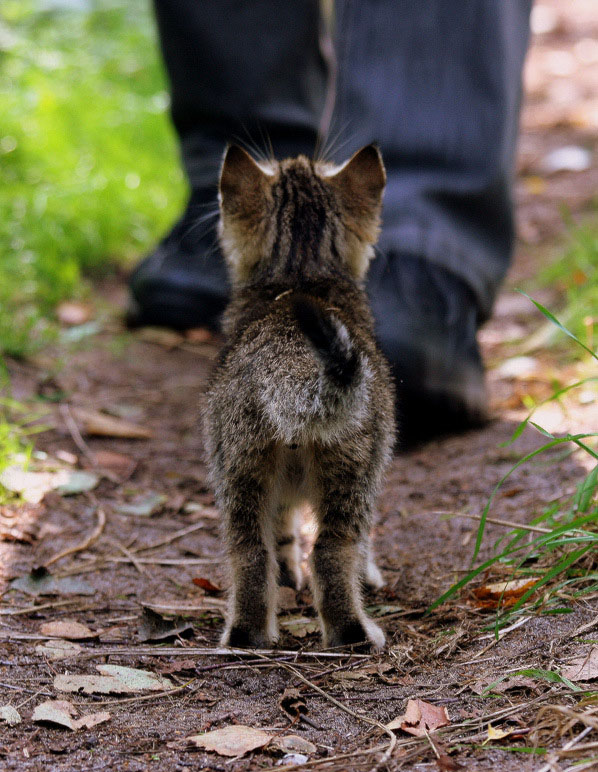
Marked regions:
[518,291,597,360]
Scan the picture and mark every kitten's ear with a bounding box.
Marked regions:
[328,144,386,212]
[219,145,268,213]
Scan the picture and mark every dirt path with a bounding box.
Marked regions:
[1,2,597,770]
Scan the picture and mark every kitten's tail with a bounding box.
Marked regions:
[292,297,360,389]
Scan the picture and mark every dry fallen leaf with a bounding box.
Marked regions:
[279,687,307,719]
[482,723,512,744]
[278,585,298,610]
[93,450,136,478]
[279,614,319,638]
[270,735,316,755]
[115,493,166,517]
[472,578,537,609]
[0,705,21,726]
[32,700,77,729]
[436,754,463,771]
[55,665,174,695]
[137,327,184,348]
[32,700,110,731]
[39,620,97,640]
[386,699,450,736]
[35,640,83,661]
[562,647,598,682]
[56,301,93,326]
[11,567,96,597]
[185,327,216,344]
[187,725,273,757]
[192,577,222,594]
[72,407,153,439]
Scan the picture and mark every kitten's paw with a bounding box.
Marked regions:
[325,618,385,651]
[221,625,275,649]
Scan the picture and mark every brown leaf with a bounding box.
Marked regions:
[32,700,111,732]
[35,640,83,661]
[55,665,174,694]
[32,700,78,729]
[39,620,97,640]
[185,327,216,344]
[73,712,111,730]
[137,327,184,348]
[279,687,307,719]
[159,659,197,675]
[436,754,463,771]
[72,407,153,439]
[278,586,298,610]
[562,647,598,682]
[56,302,93,326]
[386,699,450,736]
[472,578,537,609]
[93,450,136,478]
[192,577,222,594]
[187,725,272,757]
[279,614,319,638]
[270,735,316,755]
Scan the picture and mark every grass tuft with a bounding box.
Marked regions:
[429,298,598,632]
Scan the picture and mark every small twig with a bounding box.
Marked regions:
[432,510,552,535]
[106,556,220,566]
[107,538,146,575]
[56,644,371,660]
[59,403,96,466]
[132,522,207,553]
[0,599,77,616]
[44,507,106,568]
[423,728,441,759]
[0,681,53,697]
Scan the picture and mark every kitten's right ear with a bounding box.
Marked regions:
[219,145,268,214]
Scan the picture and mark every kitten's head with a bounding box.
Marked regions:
[218,145,385,286]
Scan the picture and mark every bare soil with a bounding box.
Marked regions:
[1,2,597,769]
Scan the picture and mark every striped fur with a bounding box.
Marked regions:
[206,145,395,649]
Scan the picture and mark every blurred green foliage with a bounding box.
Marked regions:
[0,0,185,355]
[540,218,598,356]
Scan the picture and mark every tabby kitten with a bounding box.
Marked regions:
[206,144,395,649]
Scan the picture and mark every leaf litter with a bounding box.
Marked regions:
[186,725,273,757]
[54,665,174,695]
[39,620,97,640]
[10,566,95,596]
[386,699,451,736]
[32,700,110,732]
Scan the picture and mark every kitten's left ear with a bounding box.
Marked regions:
[219,145,269,214]
[328,144,386,214]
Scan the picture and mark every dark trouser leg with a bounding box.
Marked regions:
[331,0,532,444]
[128,0,327,329]
[154,0,326,188]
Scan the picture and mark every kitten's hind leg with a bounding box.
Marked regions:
[274,503,303,590]
[309,452,385,651]
[218,464,279,648]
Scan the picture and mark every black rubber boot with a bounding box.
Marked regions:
[126,190,229,331]
[367,252,488,449]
